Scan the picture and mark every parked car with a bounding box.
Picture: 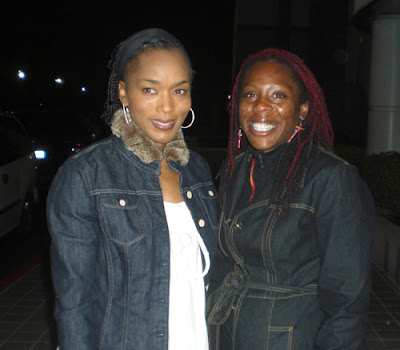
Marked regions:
[0,112,38,238]
[11,110,109,187]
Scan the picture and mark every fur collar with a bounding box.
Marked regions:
[110,109,189,166]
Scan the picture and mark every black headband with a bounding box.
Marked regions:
[115,28,185,81]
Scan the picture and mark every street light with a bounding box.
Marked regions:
[17,70,26,79]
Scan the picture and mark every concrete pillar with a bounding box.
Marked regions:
[367,15,400,155]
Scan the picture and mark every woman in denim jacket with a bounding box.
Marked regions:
[207,49,374,349]
[47,28,218,350]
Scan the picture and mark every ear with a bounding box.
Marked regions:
[300,101,309,120]
[118,81,128,106]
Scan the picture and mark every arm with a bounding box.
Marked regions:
[314,163,374,350]
[47,158,100,349]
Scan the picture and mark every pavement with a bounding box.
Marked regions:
[0,253,56,350]
[1,227,400,350]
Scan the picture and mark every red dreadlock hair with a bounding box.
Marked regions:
[225,48,334,215]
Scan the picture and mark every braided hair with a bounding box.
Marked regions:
[226,48,334,215]
[100,28,193,125]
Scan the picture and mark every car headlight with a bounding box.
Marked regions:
[34,150,47,159]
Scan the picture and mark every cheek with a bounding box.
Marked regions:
[183,97,192,110]
[238,104,248,123]
[176,94,191,106]
[130,101,149,116]
[281,116,300,138]
[281,104,299,124]
[177,100,192,118]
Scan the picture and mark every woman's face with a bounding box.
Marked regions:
[238,60,309,152]
[118,48,191,150]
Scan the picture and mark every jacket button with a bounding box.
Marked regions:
[208,190,214,196]
[119,199,126,206]
[198,219,205,227]
[187,191,193,199]
[234,222,242,230]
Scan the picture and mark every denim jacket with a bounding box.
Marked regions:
[47,110,218,349]
[207,144,374,350]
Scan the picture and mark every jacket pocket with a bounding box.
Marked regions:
[98,192,147,246]
[196,185,219,230]
[267,325,293,350]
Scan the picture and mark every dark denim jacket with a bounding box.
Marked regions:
[47,132,218,350]
[208,145,375,350]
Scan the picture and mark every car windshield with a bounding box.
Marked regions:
[0,115,33,164]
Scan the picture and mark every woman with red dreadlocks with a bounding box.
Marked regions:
[207,48,374,350]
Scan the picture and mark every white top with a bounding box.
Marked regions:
[163,201,209,350]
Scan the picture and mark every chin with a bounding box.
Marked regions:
[248,139,273,151]
[150,130,178,143]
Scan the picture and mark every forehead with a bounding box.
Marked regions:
[127,48,190,79]
[243,60,297,87]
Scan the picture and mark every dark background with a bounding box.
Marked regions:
[0,0,378,147]
[1,0,235,144]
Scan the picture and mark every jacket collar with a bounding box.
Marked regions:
[110,109,189,166]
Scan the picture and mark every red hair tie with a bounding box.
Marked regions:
[249,158,256,201]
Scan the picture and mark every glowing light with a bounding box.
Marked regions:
[18,70,26,79]
[34,150,47,159]
[55,78,64,84]
[81,87,87,92]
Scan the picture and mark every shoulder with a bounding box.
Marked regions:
[311,146,350,168]
[307,146,373,203]
[71,136,114,162]
[52,136,115,183]
[306,146,358,180]
[59,136,115,170]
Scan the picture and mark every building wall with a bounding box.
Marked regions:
[234,0,312,71]
[353,0,375,13]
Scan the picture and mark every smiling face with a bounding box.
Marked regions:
[118,48,191,151]
[238,60,309,152]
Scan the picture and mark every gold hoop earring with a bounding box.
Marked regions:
[123,105,132,125]
[181,108,195,129]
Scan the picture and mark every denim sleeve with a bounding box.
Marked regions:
[47,158,100,349]
[314,163,375,350]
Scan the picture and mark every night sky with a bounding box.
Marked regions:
[1,0,234,138]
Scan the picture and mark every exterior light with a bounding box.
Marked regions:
[34,150,47,159]
[55,77,64,84]
[18,70,26,79]
[81,87,87,92]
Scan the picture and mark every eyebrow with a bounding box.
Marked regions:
[142,79,189,87]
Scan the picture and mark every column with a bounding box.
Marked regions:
[367,15,400,154]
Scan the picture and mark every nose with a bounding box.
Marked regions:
[157,92,174,114]
[253,96,272,112]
